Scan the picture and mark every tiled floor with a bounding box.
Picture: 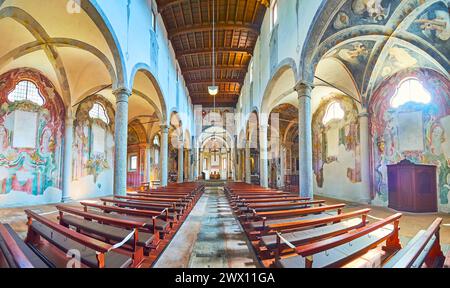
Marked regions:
[154,187,259,268]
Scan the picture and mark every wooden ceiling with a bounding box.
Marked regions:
[156,0,268,107]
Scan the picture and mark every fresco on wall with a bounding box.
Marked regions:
[0,68,65,197]
[370,68,450,208]
[408,1,450,58]
[312,94,361,188]
[73,95,114,184]
[326,40,376,92]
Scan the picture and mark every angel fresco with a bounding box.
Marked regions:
[415,8,450,42]
[352,0,391,23]
[337,42,369,65]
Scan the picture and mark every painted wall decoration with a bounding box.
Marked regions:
[312,94,361,189]
[370,68,450,210]
[324,0,402,41]
[73,95,115,184]
[0,68,65,200]
[408,1,450,57]
[326,40,376,92]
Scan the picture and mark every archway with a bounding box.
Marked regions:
[267,104,299,191]
[126,69,167,189]
[0,1,124,206]
[246,110,260,185]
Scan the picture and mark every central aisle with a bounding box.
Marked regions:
[154,185,259,268]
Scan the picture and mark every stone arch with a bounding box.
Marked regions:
[260,59,299,119]
[129,64,168,124]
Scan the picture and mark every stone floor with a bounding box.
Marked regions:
[154,187,259,268]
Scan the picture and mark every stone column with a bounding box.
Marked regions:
[146,145,152,183]
[227,150,232,180]
[280,144,286,189]
[233,137,238,181]
[187,149,192,182]
[295,82,314,199]
[177,141,184,183]
[245,141,251,184]
[199,149,203,179]
[160,125,169,187]
[259,124,269,188]
[113,88,131,196]
[359,109,372,204]
[62,113,74,202]
[193,147,198,180]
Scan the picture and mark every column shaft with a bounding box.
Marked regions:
[296,82,314,199]
[260,125,269,188]
[245,142,251,184]
[62,114,73,202]
[160,125,169,187]
[113,88,131,196]
[359,110,371,203]
[178,143,184,183]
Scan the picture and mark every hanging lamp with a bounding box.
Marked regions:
[208,0,218,102]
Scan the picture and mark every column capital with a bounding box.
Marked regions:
[65,112,74,126]
[113,87,132,103]
[294,81,314,99]
[358,108,369,118]
[160,124,169,133]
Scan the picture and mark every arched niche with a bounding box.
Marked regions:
[0,68,65,207]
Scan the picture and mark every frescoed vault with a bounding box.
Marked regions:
[0,68,65,197]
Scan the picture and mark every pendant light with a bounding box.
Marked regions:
[208,0,218,107]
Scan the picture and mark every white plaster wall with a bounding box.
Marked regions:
[314,144,366,203]
[236,0,324,133]
[93,0,194,132]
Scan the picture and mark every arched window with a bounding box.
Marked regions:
[323,101,345,125]
[89,102,109,124]
[8,80,45,106]
[153,135,160,146]
[391,78,431,108]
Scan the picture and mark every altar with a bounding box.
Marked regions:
[210,172,221,180]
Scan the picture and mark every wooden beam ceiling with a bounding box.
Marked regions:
[156,0,267,107]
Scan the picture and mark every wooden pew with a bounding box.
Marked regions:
[275,213,402,268]
[252,204,346,224]
[384,218,445,268]
[81,201,177,230]
[243,204,346,240]
[25,210,133,268]
[0,223,48,268]
[238,200,326,214]
[56,205,159,266]
[103,198,184,219]
[260,209,371,259]
[83,201,174,220]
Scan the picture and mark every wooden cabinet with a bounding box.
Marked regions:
[387,160,437,213]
